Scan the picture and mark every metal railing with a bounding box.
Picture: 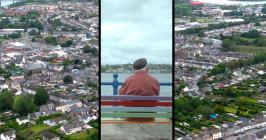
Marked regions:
[101,73,172,95]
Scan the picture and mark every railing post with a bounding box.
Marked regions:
[112,73,119,95]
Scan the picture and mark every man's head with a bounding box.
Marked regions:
[133,58,148,72]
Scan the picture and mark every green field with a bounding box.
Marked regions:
[233,45,266,54]
[30,124,49,134]
[67,132,89,140]
[239,97,257,103]
[224,106,237,114]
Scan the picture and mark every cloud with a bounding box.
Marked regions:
[101,0,172,65]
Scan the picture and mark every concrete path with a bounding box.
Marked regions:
[101,123,172,140]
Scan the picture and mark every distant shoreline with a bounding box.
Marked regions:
[101,72,172,74]
[101,64,172,73]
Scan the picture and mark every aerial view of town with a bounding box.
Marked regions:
[175,0,266,140]
[0,0,98,140]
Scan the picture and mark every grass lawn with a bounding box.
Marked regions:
[196,18,215,23]
[191,128,201,134]
[67,132,89,140]
[225,106,237,114]
[233,46,266,54]
[30,124,49,134]
[239,97,257,103]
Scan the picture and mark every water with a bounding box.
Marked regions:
[196,0,266,5]
[101,73,172,96]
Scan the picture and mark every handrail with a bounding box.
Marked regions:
[101,95,172,101]
[101,73,172,95]
[101,82,172,86]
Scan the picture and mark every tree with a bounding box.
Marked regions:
[44,36,57,45]
[222,39,235,51]
[7,32,21,39]
[26,20,43,30]
[0,91,13,111]
[175,4,192,17]
[28,29,39,35]
[254,53,266,63]
[255,22,261,26]
[175,97,192,114]
[255,38,266,47]
[262,7,266,14]
[34,87,49,106]
[13,95,36,116]
[74,59,82,65]
[86,128,99,140]
[190,97,203,108]
[63,75,73,84]
[31,37,36,42]
[82,45,97,55]
[87,81,97,89]
[241,29,260,38]
[0,68,11,78]
[178,81,186,91]
[195,105,214,117]
[202,97,213,106]
[198,30,205,37]
[209,63,226,75]
[62,59,72,69]
[214,105,225,114]
[224,86,237,97]
[236,110,240,116]
[60,40,73,47]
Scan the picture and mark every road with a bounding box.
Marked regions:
[224,127,266,140]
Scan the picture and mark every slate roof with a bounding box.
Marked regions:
[62,120,84,132]
[41,131,59,139]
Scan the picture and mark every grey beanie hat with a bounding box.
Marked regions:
[133,58,147,70]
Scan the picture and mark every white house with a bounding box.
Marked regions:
[16,117,30,125]
[43,117,67,127]
[0,84,8,91]
[258,70,265,75]
[0,130,16,140]
[210,127,222,140]
[55,100,82,113]
[78,114,97,123]
[22,86,36,95]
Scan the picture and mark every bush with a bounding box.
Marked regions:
[34,87,49,106]
[44,36,57,45]
[13,95,36,116]
[0,91,13,111]
[63,75,73,84]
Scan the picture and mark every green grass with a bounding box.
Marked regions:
[233,46,266,54]
[239,97,257,103]
[225,106,237,114]
[196,18,215,23]
[16,124,49,139]
[30,124,49,134]
[191,128,201,134]
[67,132,89,140]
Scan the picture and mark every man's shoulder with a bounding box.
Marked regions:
[148,74,159,82]
[124,74,136,82]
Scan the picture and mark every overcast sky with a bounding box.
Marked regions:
[101,0,172,65]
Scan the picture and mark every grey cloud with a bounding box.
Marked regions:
[101,0,172,64]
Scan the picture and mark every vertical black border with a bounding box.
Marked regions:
[98,0,101,139]
[172,0,175,140]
